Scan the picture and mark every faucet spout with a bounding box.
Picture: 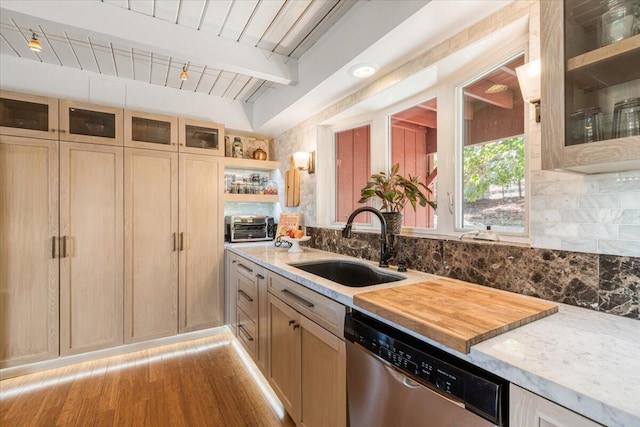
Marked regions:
[342,207,392,268]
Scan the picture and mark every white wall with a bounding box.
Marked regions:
[0,55,254,130]
[271,1,640,258]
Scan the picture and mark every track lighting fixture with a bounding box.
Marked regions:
[28,30,42,53]
[180,65,189,81]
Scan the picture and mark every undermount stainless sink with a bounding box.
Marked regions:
[289,260,405,287]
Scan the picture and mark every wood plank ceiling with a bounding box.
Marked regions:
[0,0,356,103]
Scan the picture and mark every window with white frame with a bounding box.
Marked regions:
[458,53,526,234]
[334,124,371,224]
[390,97,438,229]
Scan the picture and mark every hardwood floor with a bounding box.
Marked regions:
[0,333,295,427]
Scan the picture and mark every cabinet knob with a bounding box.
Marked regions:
[292,323,300,330]
[288,320,295,326]
[50,128,57,132]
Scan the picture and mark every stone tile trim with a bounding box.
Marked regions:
[307,227,639,320]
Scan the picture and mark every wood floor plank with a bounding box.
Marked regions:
[1,333,293,426]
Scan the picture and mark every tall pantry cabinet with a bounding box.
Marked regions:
[0,135,59,367]
[0,93,124,363]
[123,111,224,339]
[0,90,224,368]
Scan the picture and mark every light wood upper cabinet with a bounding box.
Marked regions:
[0,90,59,140]
[124,148,179,343]
[59,100,123,146]
[178,154,223,332]
[178,118,225,156]
[541,1,640,173]
[510,384,603,427]
[124,110,178,152]
[59,142,124,355]
[0,136,59,368]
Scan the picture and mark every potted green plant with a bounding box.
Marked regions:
[358,163,436,234]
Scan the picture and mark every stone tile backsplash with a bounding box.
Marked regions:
[307,227,639,320]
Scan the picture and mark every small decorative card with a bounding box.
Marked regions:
[276,213,303,237]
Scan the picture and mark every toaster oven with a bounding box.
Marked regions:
[225,215,275,242]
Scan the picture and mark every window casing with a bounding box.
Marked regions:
[334,125,371,224]
[323,35,530,243]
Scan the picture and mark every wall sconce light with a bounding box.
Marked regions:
[293,151,315,174]
[180,64,189,81]
[515,58,541,123]
[28,30,43,53]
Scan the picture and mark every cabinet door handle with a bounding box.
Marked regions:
[281,289,314,308]
[238,263,253,274]
[51,236,57,259]
[232,260,237,264]
[172,233,177,252]
[292,323,300,330]
[256,273,265,280]
[238,324,254,341]
[179,232,184,251]
[62,236,68,258]
[237,289,254,302]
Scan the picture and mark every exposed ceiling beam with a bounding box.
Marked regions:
[0,0,298,85]
[393,108,437,128]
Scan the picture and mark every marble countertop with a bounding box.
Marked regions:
[227,243,640,427]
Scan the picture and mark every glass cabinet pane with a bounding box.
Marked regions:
[185,125,219,150]
[0,97,49,132]
[564,0,640,146]
[68,108,116,139]
[131,117,171,145]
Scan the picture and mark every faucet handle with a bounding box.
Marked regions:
[397,262,407,272]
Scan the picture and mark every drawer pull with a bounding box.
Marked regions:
[238,324,254,341]
[238,289,254,302]
[238,263,253,274]
[256,273,265,280]
[281,289,314,308]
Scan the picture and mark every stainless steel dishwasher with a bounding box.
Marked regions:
[345,311,508,427]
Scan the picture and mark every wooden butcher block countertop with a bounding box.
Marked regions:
[353,277,558,354]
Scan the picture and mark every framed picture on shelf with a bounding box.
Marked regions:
[275,213,303,238]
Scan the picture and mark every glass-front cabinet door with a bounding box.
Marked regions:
[59,100,123,146]
[541,0,640,173]
[124,110,178,152]
[0,90,59,139]
[178,118,225,156]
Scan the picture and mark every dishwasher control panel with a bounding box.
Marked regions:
[345,311,508,426]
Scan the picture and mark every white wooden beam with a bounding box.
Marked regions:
[0,0,297,85]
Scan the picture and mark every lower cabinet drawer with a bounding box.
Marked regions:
[268,272,346,337]
[237,274,258,319]
[237,307,257,357]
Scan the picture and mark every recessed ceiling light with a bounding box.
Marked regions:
[485,84,508,94]
[349,64,377,78]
